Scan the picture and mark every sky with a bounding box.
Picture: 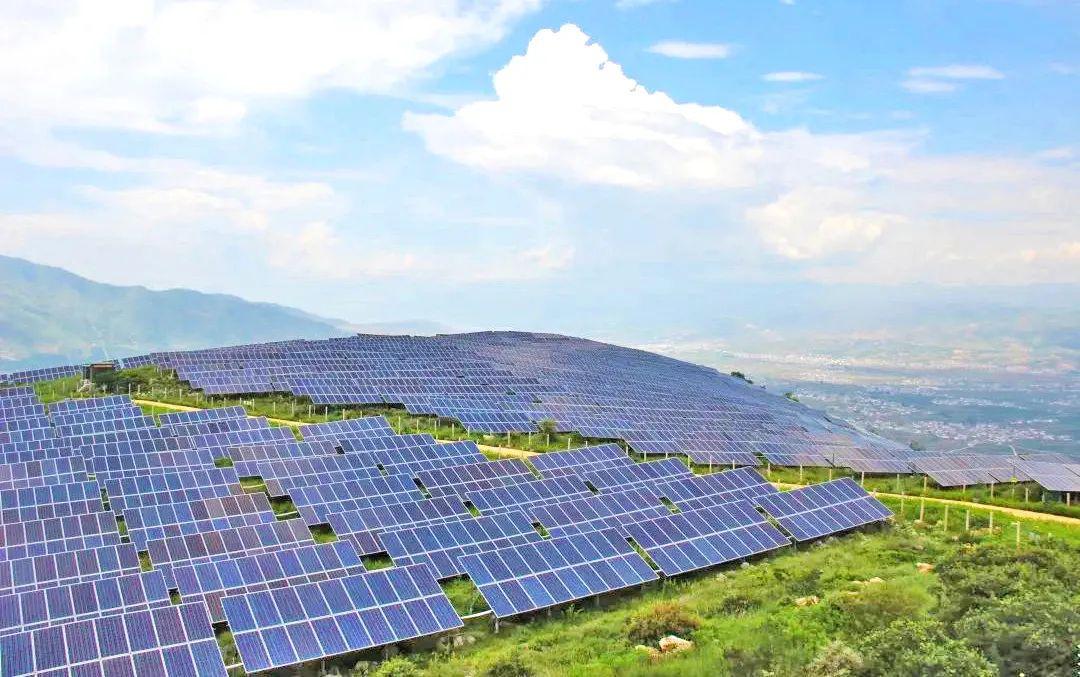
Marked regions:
[1,0,1077,345]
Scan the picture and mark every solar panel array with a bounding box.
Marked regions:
[0,331,980,674]
[115,332,915,465]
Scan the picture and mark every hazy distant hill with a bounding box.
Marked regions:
[0,256,432,370]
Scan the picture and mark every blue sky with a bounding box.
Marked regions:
[1,0,1077,343]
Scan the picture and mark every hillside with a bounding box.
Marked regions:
[0,255,356,370]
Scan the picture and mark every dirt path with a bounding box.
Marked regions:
[133,398,1077,528]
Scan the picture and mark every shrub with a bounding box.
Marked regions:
[624,602,702,644]
[822,580,932,637]
[370,656,421,677]
[857,619,995,677]
[807,641,863,677]
[483,654,534,677]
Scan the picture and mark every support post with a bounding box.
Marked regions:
[919,498,925,522]
[965,510,970,532]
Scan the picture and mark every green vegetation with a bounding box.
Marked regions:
[729,370,753,384]
[624,602,701,644]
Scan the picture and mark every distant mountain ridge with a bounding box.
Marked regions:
[0,256,440,371]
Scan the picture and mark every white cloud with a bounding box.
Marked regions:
[747,187,898,259]
[647,41,734,59]
[907,65,1004,80]
[0,0,540,135]
[763,71,823,83]
[902,64,1003,95]
[406,25,760,189]
[404,24,1080,285]
[901,79,958,94]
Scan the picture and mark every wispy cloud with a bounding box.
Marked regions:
[763,71,823,83]
[908,64,1004,80]
[902,64,1003,94]
[647,40,733,59]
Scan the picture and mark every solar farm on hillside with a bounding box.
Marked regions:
[0,332,1074,674]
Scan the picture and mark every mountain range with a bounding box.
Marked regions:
[0,255,442,371]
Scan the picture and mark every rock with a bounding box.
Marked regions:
[450,634,476,648]
[658,636,694,654]
[867,577,884,584]
[635,645,662,661]
[795,595,820,607]
[916,562,935,574]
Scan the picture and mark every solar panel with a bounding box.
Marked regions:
[0,543,142,595]
[0,601,227,676]
[0,570,171,637]
[326,497,471,555]
[910,455,1015,487]
[0,512,121,561]
[145,520,315,587]
[755,479,893,542]
[529,443,633,476]
[1008,460,1080,492]
[287,476,425,526]
[0,482,104,525]
[653,467,779,511]
[416,460,536,497]
[465,476,593,515]
[529,487,672,538]
[122,494,277,550]
[172,540,365,622]
[580,458,693,491]
[102,469,243,513]
[624,500,790,576]
[227,440,340,464]
[381,511,543,579]
[222,564,462,673]
[158,405,248,427]
[300,416,395,442]
[458,529,658,619]
[252,456,384,496]
[0,457,88,491]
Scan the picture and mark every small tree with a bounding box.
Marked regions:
[729,370,753,384]
[537,419,558,436]
[784,391,799,402]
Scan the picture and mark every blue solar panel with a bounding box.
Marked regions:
[300,416,395,442]
[529,487,671,538]
[653,467,779,511]
[172,540,365,622]
[326,497,471,555]
[122,494,277,550]
[287,476,424,526]
[146,520,315,587]
[0,457,88,491]
[381,511,543,579]
[0,512,121,561]
[222,564,462,673]
[227,439,340,463]
[0,601,226,676]
[0,543,141,595]
[0,482,104,525]
[158,405,248,428]
[102,469,242,513]
[581,458,693,491]
[529,443,632,476]
[0,570,171,637]
[754,479,893,542]
[459,529,658,618]
[623,500,790,576]
[465,476,593,515]
[416,460,536,498]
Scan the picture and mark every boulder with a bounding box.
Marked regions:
[658,636,694,654]
[915,562,935,574]
[794,595,820,607]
